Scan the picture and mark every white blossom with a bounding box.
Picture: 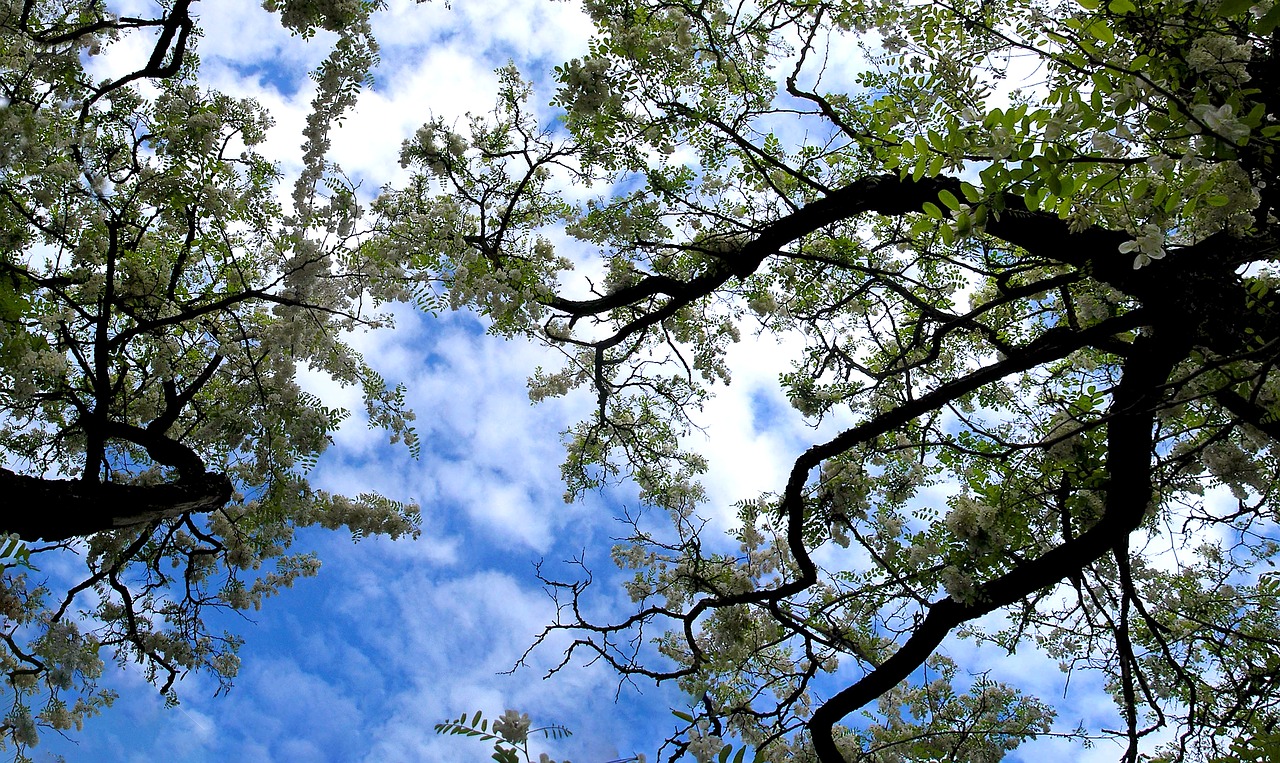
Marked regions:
[494,709,531,743]
[940,565,978,604]
[1191,102,1251,144]
[987,125,1013,159]
[1091,130,1122,156]
[1120,223,1166,268]
[747,291,778,316]
[686,724,723,763]
[559,57,614,115]
[1186,34,1252,85]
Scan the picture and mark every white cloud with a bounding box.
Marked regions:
[194,0,337,73]
[372,0,594,66]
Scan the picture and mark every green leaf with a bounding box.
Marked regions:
[939,222,956,246]
[937,189,962,210]
[1216,0,1255,16]
[1084,19,1114,44]
[973,204,988,227]
[922,201,944,219]
[1259,3,1280,33]
[911,152,928,181]
[540,724,574,740]
[672,710,695,723]
[1107,0,1136,11]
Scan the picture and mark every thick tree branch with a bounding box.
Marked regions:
[808,327,1190,761]
[0,468,232,543]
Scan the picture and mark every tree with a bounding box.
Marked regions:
[0,0,417,752]
[374,0,1280,760]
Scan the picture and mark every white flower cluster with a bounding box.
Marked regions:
[286,481,412,538]
[686,723,724,763]
[1202,439,1267,499]
[747,291,778,316]
[821,459,875,547]
[8,706,37,746]
[704,604,757,655]
[494,709,531,743]
[943,494,1007,554]
[1186,34,1252,86]
[1196,161,1262,236]
[945,203,982,239]
[607,6,696,61]
[1090,130,1123,157]
[263,0,362,33]
[1041,99,1081,143]
[219,552,323,611]
[875,509,905,538]
[27,618,106,715]
[907,535,942,566]
[1044,411,1085,462]
[987,125,1014,160]
[694,230,751,257]
[820,460,871,521]
[211,652,241,679]
[528,365,584,402]
[612,542,662,602]
[1192,102,1251,144]
[4,346,68,404]
[1120,223,1167,269]
[400,122,467,176]
[881,459,928,505]
[603,257,642,295]
[445,244,553,332]
[939,564,978,604]
[559,57,614,115]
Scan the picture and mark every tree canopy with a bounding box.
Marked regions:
[375,0,1280,761]
[0,0,417,751]
[5,0,1280,761]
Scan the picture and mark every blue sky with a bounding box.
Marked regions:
[26,1,1207,761]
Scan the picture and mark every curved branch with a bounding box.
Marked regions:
[807,327,1191,761]
[546,173,1138,351]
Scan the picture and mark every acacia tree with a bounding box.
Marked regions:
[375,0,1280,760]
[0,0,418,752]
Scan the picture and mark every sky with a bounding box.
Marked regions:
[26,1,1192,761]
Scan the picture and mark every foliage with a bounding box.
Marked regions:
[1208,716,1280,763]
[0,0,418,754]
[380,0,1280,761]
[435,707,756,763]
[435,708,585,763]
